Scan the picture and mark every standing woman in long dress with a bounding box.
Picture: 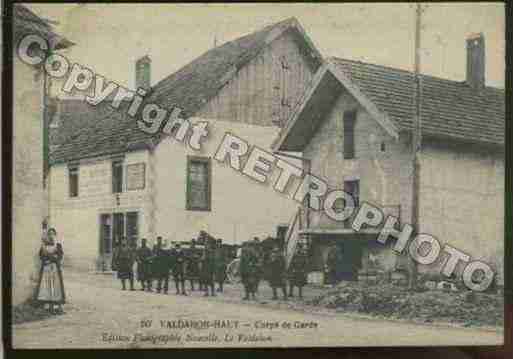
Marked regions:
[35,228,66,314]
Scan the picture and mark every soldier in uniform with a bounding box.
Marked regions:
[268,246,288,300]
[200,242,216,297]
[153,236,170,294]
[214,238,227,292]
[113,237,135,291]
[136,238,153,291]
[111,237,121,271]
[252,237,263,293]
[186,239,201,291]
[288,242,309,299]
[239,242,260,300]
[239,242,250,299]
[170,243,187,295]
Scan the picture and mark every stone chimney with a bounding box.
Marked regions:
[466,33,485,88]
[135,55,151,90]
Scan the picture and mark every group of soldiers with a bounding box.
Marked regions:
[112,233,228,297]
[112,233,310,301]
[239,238,309,300]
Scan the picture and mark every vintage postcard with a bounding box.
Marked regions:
[8,2,505,349]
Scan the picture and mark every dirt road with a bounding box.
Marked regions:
[12,271,503,348]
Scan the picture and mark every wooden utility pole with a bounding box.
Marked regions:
[409,3,423,289]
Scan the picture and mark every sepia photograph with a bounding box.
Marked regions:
[6,1,507,350]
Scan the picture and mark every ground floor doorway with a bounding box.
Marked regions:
[98,211,139,271]
[308,234,368,285]
[326,240,363,283]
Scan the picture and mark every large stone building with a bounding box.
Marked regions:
[12,5,73,305]
[47,18,319,271]
[274,33,505,284]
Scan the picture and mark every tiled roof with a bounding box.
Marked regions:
[330,57,505,146]
[146,17,321,117]
[49,99,150,164]
[13,4,74,49]
[49,17,322,164]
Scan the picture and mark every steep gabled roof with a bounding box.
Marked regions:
[13,4,74,50]
[50,17,322,165]
[146,17,322,117]
[275,57,505,151]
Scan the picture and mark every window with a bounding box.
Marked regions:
[343,110,357,159]
[112,160,123,193]
[344,180,360,207]
[186,156,211,211]
[99,214,112,255]
[69,166,79,198]
[344,180,360,227]
[126,163,146,191]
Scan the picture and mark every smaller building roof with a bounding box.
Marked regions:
[49,99,150,165]
[276,57,505,151]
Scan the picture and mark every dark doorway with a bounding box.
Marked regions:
[112,213,125,246]
[337,241,363,281]
[126,212,139,248]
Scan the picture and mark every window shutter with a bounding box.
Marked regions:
[186,157,211,211]
[69,166,79,197]
[112,161,123,193]
[343,110,357,159]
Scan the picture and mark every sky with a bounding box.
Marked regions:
[27,2,505,92]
